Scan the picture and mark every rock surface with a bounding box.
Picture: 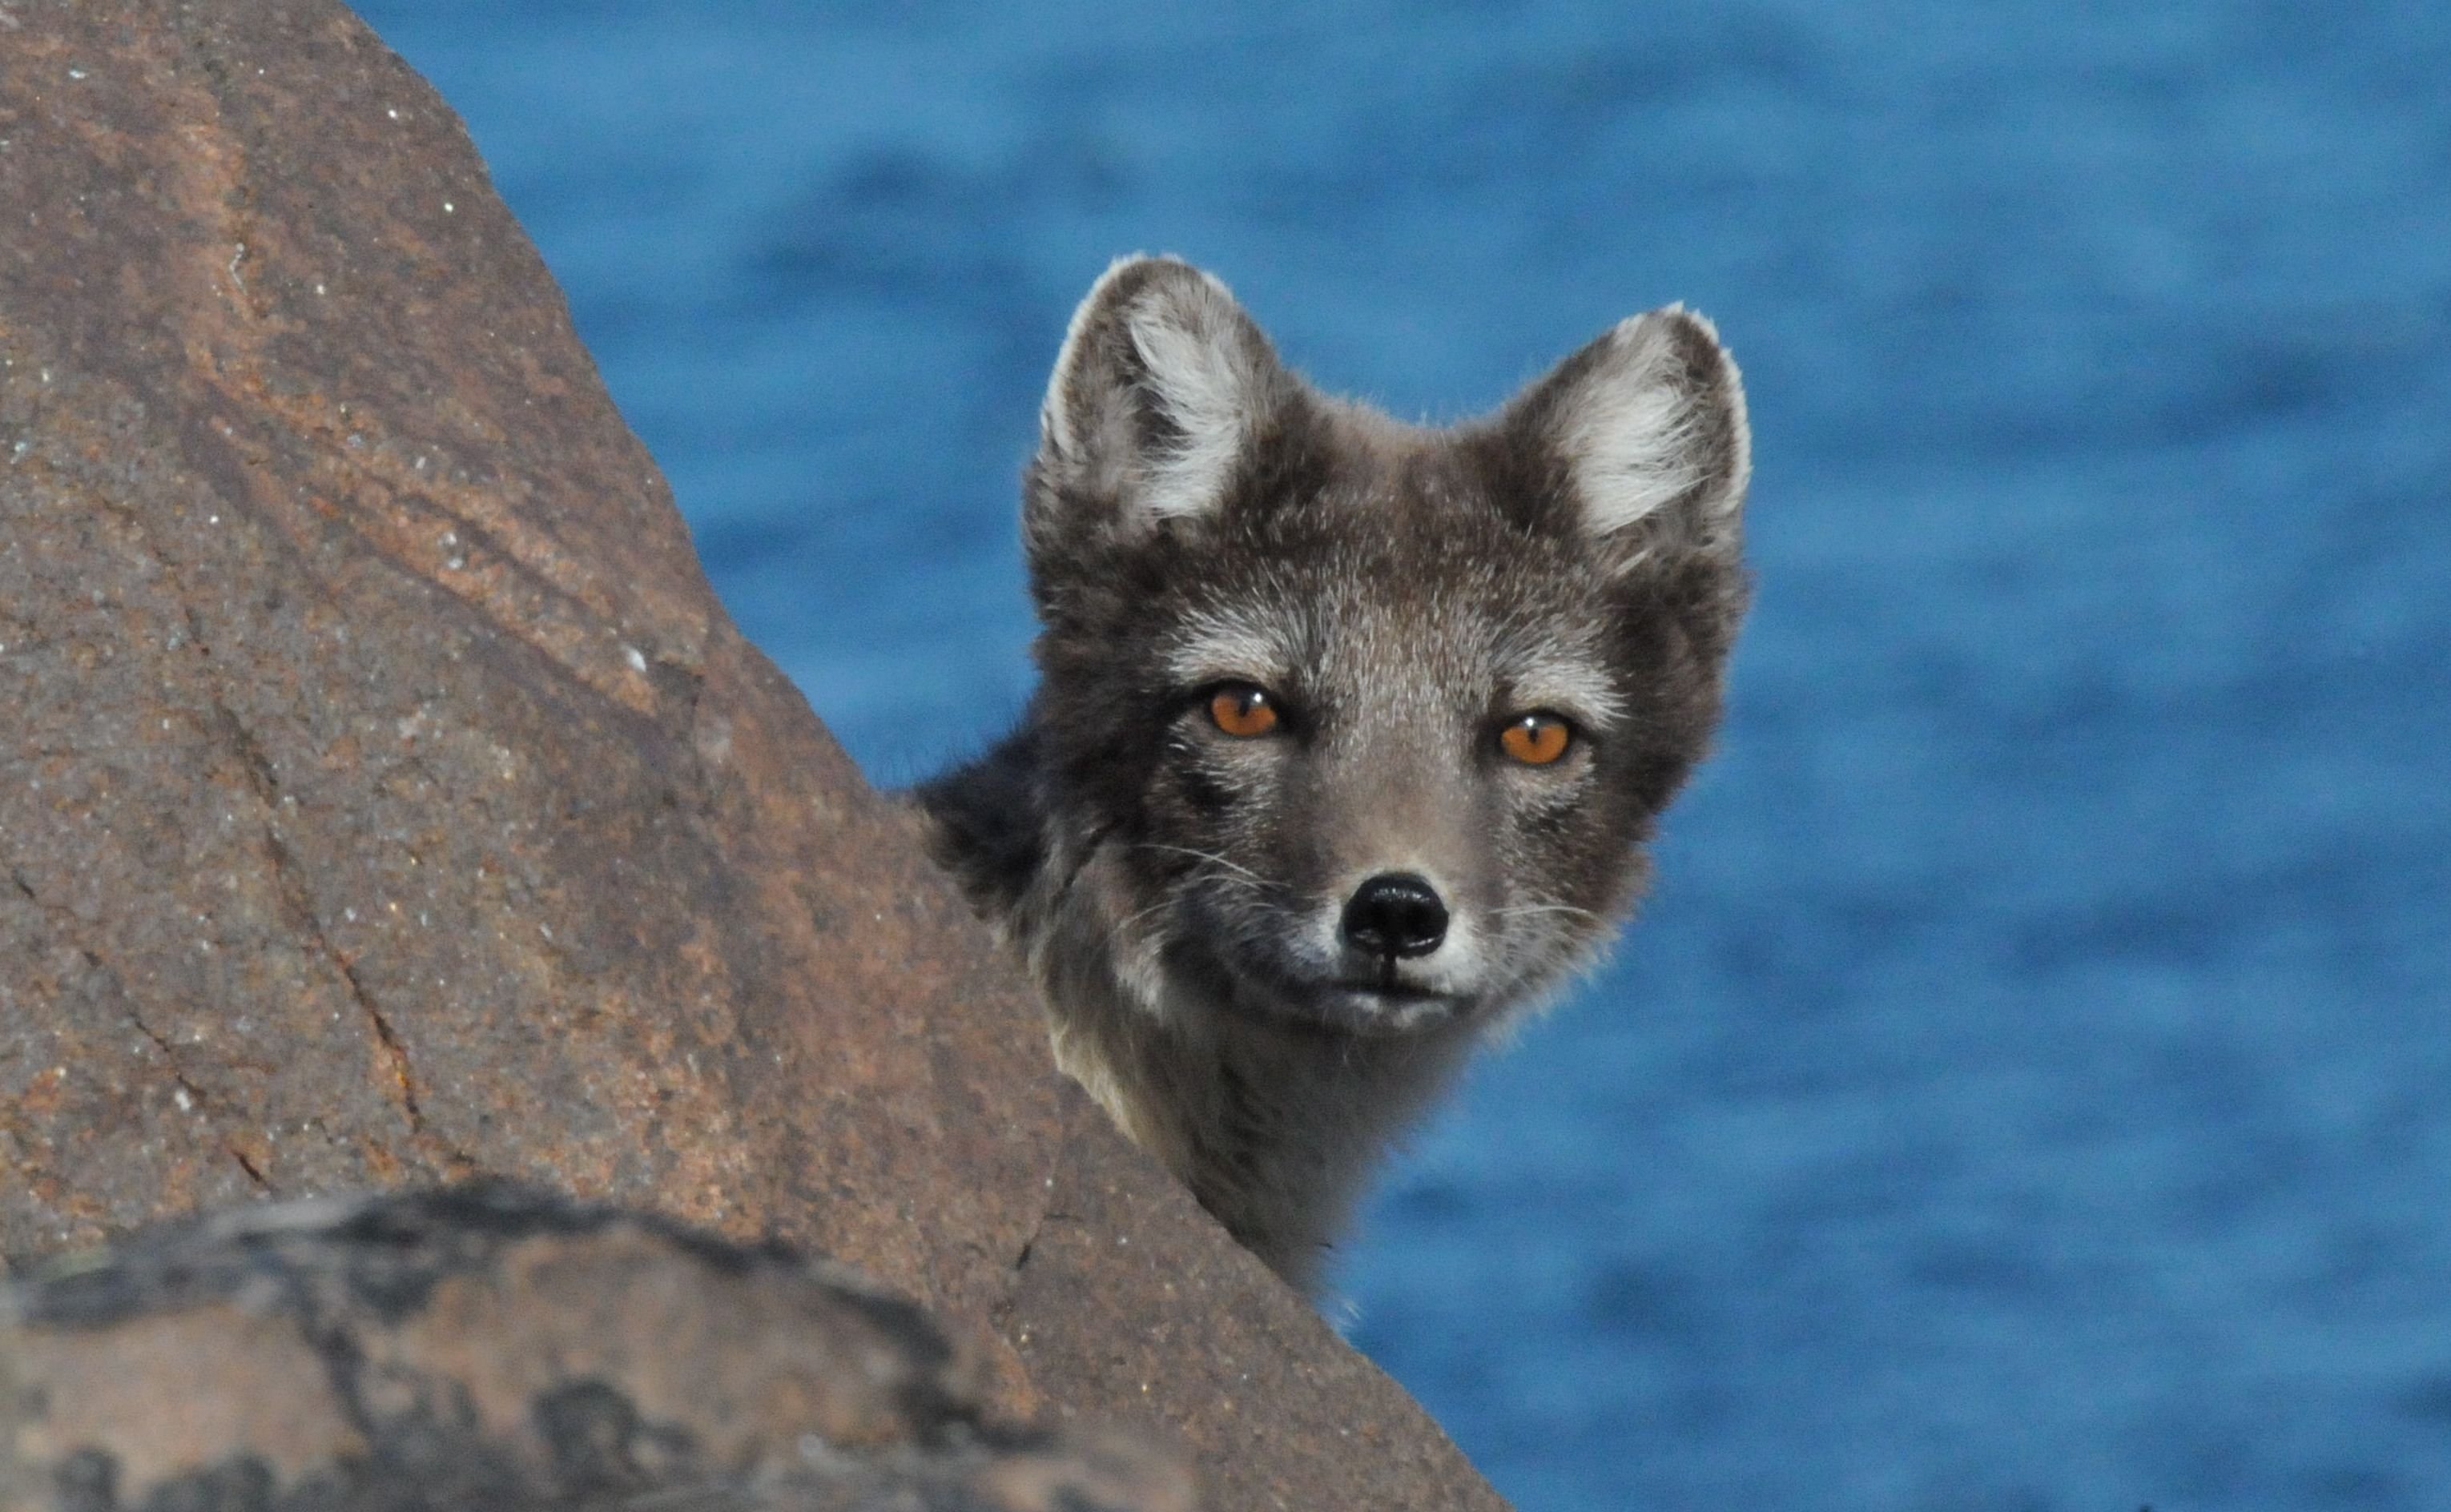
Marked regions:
[0,1184,1197,1512]
[0,4,1507,1510]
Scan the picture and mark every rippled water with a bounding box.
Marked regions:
[360,5,2451,1506]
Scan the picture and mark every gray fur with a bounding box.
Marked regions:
[916,256,1752,1293]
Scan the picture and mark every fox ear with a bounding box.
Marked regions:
[1029,255,1289,545]
[1509,306,1750,576]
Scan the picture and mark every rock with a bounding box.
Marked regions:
[0,1184,1197,1511]
[0,5,1508,1510]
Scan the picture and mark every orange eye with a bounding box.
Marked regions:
[1208,684,1281,738]
[1499,713,1573,766]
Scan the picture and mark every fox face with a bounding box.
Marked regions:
[1019,257,1750,1042]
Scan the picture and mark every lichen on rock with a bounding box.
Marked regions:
[0,1184,1197,1511]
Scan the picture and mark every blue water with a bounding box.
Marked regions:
[358,6,2451,1506]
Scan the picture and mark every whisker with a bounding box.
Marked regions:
[1494,903,1603,923]
[1105,863,1284,961]
[1132,842,1269,886]
[1110,894,1178,939]
[1192,871,1274,898]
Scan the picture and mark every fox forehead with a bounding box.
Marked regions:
[1156,540,1630,731]
[1135,408,1628,730]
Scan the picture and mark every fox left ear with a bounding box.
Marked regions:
[1028,255,1292,553]
[1507,306,1750,577]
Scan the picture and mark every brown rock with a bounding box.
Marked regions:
[0,4,1507,1510]
[0,1183,1198,1511]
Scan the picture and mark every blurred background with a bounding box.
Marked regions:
[355,4,2449,1507]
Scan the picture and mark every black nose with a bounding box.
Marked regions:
[1341,873,1449,959]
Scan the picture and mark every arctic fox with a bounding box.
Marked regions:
[917,256,1750,1293]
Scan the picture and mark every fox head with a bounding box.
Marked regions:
[1021,255,1750,1039]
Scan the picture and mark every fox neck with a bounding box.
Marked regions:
[1002,814,1479,1291]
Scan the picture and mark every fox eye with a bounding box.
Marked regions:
[1207,683,1282,738]
[1498,712,1574,766]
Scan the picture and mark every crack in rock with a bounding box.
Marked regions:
[23,467,476,1181]
[6,867,269,1192]
[122,1001,211,1115]
[257,818,477,1179]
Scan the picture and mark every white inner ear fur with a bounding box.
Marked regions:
[1129,302,1263,521]
[1040,258,1266,528]
[1558,307,1749,557]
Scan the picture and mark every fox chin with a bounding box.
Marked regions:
[916,255,1752,1295]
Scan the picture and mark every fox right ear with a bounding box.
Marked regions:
[1028,255,1290,549]
[1507,305,1751,577]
